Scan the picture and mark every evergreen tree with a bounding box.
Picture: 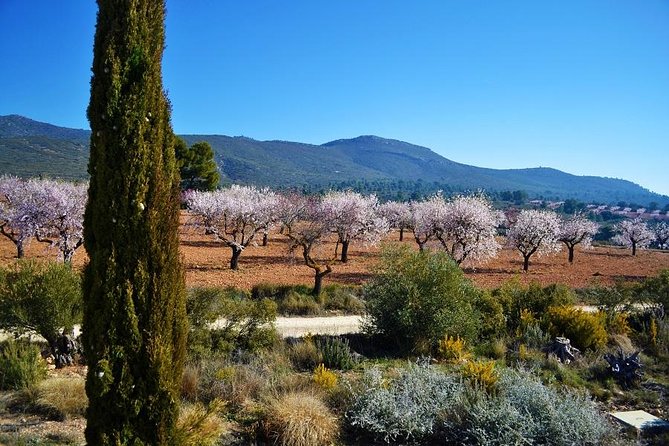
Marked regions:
[82,1,186,444]
[175,137,220,191]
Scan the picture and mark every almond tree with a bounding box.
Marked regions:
[279,193,334,295]
[652,221,669,250]
[321,190,389,262]
[0,176,51,258]
[435,194,503,265]
[379,200,412,241]
[408,193,446,251]
[613,218,655,255]
[35,181,87,264]
[185,185,279,269]
[507,209,561,271]
[558,213,599,263]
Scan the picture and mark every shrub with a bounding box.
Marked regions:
[175,400,228,446]
[0,340,47,390]
[313,364,338,390]
[251,283,364,316]
[347,361,463,444]
[265,392,338,446]
[438,335,471,363]
[36,376,87,419]
[442,369,612,445]
[363,245,481,355]
[320,285,365,314]
[281,291,321,316]
[315,336,356,370]
[544,306,608,351]
[461,360,498,393]
[186,287,278,359]
[289,338,322,371]
[494,280,575,332]
[638,269,669,316]
[0,261,82,355]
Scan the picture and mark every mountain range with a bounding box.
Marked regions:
[1,114,667,205]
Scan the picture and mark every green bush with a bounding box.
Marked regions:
[0,261,82,354]
[544,306,608,351]
[251,283,363,315]
[363,245,481,355]
[315,336,356,370]
[493,280,576,332]
[186,287,278,359]
[638,269,669,317]
[0,339,47,390]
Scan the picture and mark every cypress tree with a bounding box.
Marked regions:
[82,1,186,444]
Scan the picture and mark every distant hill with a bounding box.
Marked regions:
[1,115,667,205]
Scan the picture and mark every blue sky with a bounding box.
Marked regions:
[1,1,668,196]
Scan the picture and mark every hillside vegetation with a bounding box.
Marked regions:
[1,115,667,205]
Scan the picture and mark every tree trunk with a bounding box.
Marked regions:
[262,232,268,246]
[399,228,404,241]
[313,270,331,296]
[523,254,531,271]
[230,246,242,270]
[16,241,24,259]
[341,240,350,263]
[568,246,574,263]
[632,242,637,256]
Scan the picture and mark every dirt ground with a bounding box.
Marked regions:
[1,215,669,290]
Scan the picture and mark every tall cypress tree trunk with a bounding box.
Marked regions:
[82,1,186,444]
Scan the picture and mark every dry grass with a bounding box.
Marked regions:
[265,391,338,446]
[176,400,228,446]
[36,375,87,420]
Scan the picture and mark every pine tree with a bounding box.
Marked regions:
[82,1,186,444]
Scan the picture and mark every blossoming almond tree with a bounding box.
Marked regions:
[35,181,87,264]
[379,200,412,241]
[321,190,389,262]
[558,213,599,263]
[507,209,561,271]
[613,218,655,255]
[0,176,51,258]
[435,194,503,265]
[652,221,669,250]
[408,193,446,251]
[278,193,334,295]
[185,185,279,269]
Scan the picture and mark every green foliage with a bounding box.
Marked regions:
[288,338,322,372]
[314,336,356,370]
[251,283,363,316]
[186,287,278,359]
[0,261,81,351]
[638,269,669,317]
[544,306,608,351]
[493,279,576,333]
[83,0,187,443]
[363,245,481,355]
[175,137,220,191]
[0,339,47,391]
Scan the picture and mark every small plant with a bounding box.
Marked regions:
[518,343,529,361]
[438,335,471,363]
[347,361,463,444]
[289,339,322,371]
[462,360,498,393]
[0,339,47,391]
[175,399,228,446]
[315,336,356,370]
[34,376,87,420]
[265,391,338,446]
[544,306,608,351]
[313,364,337,390]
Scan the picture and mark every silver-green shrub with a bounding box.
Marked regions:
[347,361,463,444]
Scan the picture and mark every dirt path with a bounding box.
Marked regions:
[274,315,363,338]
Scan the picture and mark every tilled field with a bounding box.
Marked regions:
[1,218,668,290]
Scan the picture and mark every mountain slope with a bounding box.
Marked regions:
[1,115,667,205]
